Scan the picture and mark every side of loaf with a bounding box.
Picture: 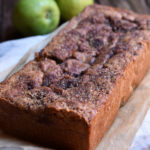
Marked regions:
[0,4,150,150]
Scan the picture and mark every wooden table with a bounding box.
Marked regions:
[0,0,20,42]
[1,0,150,42]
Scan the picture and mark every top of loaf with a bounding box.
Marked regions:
[1,4,150,122]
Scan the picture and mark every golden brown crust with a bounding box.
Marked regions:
[0,4,150,150]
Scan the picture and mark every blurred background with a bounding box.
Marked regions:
[1,0,150,42]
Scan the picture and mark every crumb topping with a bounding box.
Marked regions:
[1,5,150,121]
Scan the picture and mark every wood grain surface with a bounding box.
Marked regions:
[0,0,21,42]
[96,0,150,14]
[1,0,150,42]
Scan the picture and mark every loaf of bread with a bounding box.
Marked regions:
[0,4,150,150]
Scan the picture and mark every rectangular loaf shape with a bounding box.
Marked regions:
[0,4,150,150]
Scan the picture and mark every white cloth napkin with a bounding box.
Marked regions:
[0,35,150,150]
[130,109,150,150]
[0,35,48,73]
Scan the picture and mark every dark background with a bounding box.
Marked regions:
[1,0,150,42]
